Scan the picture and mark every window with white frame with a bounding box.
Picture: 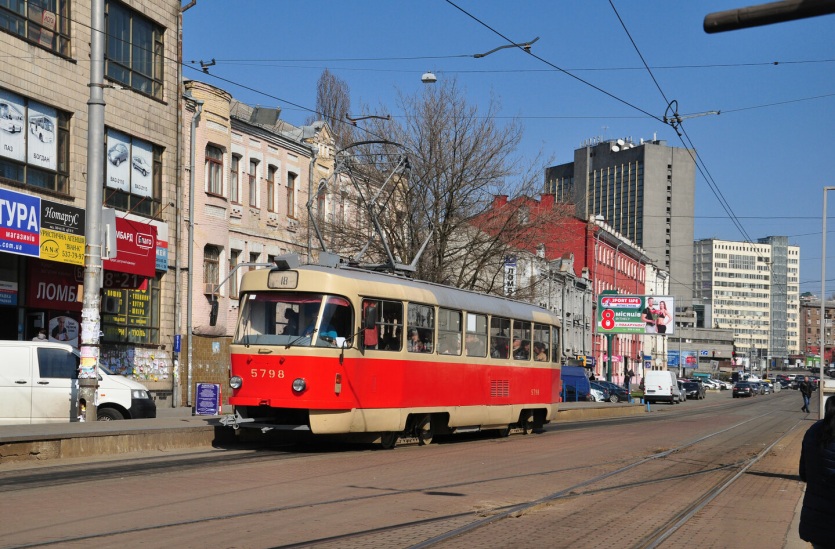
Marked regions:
[205,145,223,195]
[229,154,240,203]
[286,171,296,218]
[248,159,258,207]
[228,249,240,298]
[267,165,277,212]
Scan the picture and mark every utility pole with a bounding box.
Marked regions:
[79,0,106,421]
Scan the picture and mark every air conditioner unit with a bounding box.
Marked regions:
[203,283,218,295]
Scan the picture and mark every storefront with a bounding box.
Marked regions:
[0,186,172,395]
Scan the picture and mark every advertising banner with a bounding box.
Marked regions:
[122,212,168,272]
[597,294,675,335]
[503,255,517,297]
[0,187,40,257]
[39,200,85,266]
[27,101,57,170]
[27,259,81,311]
[0,280,17,305]
[668,350,698,369]
[0,89,25,162]
[105,129,131,192]
[103,216,157,277]
[130,138,153,197]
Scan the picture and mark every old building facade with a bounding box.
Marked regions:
[0,0,180,400]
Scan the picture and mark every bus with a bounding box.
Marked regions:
[221,255,563,447]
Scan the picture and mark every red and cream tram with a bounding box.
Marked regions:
[222,256,563,447]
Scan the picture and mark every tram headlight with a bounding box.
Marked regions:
[292,377,307,394]
[230,376,243,389]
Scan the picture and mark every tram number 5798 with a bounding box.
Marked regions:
[251,369,285,379]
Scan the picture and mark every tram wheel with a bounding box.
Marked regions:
[416,415,434,445]
[520,412,534,435]
[380,432,398,449]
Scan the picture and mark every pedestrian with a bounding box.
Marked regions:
[800,376,814,413]
[32,329,46,341]
[798,396,835,548]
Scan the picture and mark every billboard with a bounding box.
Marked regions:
[597,294,675,335]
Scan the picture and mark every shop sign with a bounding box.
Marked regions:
[121,212,168,272]
[0,188,86,266]
[0,280,18,305]
[103,217,157,277]
[0,187,40,257]
[27,259,81,311]
[39,200,85,266]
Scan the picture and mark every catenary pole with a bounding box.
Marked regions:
[79,0,106,421]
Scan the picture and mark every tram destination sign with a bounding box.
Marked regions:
[597,294,675,335]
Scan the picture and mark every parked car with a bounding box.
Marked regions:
[108,143,129,166]
[682,381,706,400]
[733,381,756,398]
[644,370,682,404]
[563,384,593,402]
[589,381,611,402]
[759,382,771,395]
[594,380,631,403]
[677,380,688,402]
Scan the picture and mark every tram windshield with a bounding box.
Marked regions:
[235,292,354,348]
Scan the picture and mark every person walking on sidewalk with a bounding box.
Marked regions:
[798,396,835,548]
[799,376,814,413]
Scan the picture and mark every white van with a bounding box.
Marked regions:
[643,370,682,404]
[0,341,156,424]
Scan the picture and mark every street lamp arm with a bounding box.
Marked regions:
[473,36,539,58]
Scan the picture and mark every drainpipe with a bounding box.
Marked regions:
[185,92,203,407]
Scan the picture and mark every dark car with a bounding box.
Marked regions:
[682,381,706,400]
[733,381,756,398]
[563,384,593,402]
[594,380,631,403]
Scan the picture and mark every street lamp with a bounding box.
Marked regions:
[821,186,835,417]
[421,36,540,85]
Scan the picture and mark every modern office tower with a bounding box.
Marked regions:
[546,137,696,302]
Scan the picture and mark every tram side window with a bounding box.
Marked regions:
[363,299,403,351]
[551,326,561,363]
[533,323,550,362]
[512,321,531,360]
[490,316,510,359]
[465,313,488,357]
[407,303,434,353]
[437,308,462,356]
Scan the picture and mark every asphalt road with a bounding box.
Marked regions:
[0,389,816,549]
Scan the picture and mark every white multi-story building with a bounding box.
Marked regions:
[693,237,800,367]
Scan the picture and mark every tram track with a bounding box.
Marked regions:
[404,406,798,549]
[0,392,806,548]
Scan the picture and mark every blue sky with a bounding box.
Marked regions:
[182,1,835,295]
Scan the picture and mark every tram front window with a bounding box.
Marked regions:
[235,293,353,347]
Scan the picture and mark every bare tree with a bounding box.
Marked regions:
[316,78,567,296]
[306,68,354,149]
